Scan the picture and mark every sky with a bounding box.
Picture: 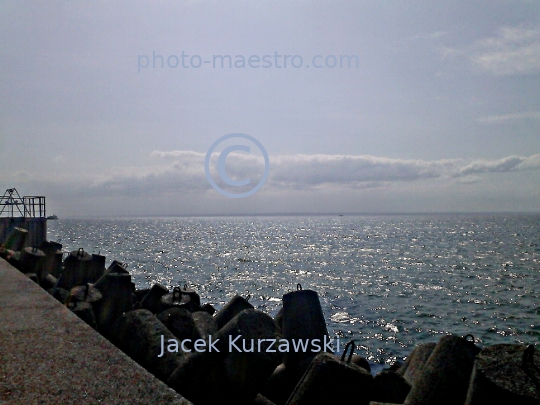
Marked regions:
[1,0,539,217]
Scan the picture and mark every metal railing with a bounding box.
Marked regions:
[0,188,46,218]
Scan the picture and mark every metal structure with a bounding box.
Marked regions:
[0,188,46,218]
[0,188,48,248]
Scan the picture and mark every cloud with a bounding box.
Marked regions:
[452,154,540,177]
[5,151,540,200]
[442,25,540,76]
[83,151,540,196]
[88,164,207,196]
[270,154,458,187]
[150,150,206,160]
[477,111,540,124]
[472,26,540,76]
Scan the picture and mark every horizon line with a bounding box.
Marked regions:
[52,211,540,220]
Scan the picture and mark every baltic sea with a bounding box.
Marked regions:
[47,213,540,367]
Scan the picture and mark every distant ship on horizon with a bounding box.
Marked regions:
[46,214,58,220]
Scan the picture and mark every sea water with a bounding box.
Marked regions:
[47,213,540,366]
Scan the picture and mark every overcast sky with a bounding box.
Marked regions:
[1,1,539,216]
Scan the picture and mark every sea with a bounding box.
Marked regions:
[47,213,540,368]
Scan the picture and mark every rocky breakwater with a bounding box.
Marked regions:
[1,227,539,405]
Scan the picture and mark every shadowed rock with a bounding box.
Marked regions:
[372,370,411,403]
[465,344,540,405]
[404,334,480,405]
[157,307,202,347]
[110,309,184,382]
[214,294,254,330]
[192,310,218,338]
[141,283,169,313]
[285,352,373,405]
[398,342,437,387]
[168,309,280,405]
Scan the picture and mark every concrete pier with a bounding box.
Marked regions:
[0,258,192,405]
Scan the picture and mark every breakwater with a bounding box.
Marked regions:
[0,258,191,405]
[1,225,540,404]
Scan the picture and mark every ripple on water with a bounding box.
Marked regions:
[48,214,540,363]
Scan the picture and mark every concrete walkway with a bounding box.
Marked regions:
[0,258,192,405]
